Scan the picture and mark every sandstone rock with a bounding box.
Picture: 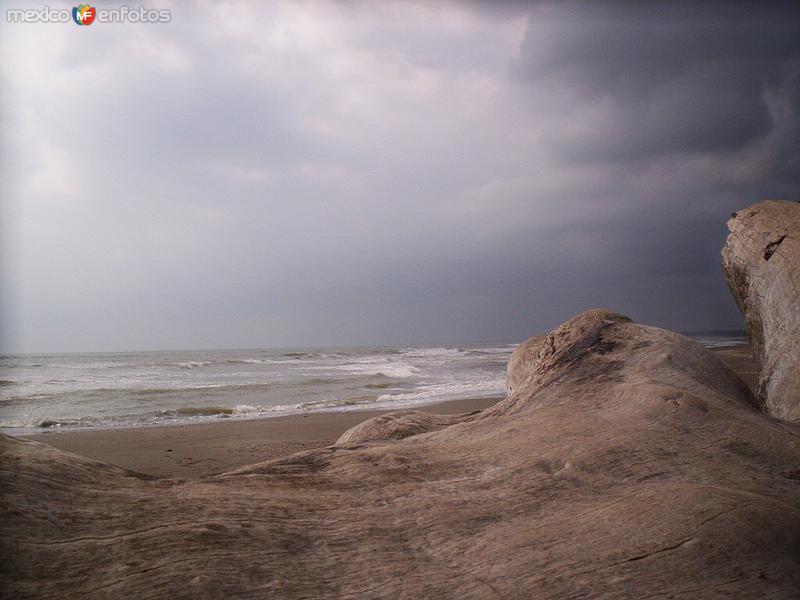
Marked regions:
[722,200,800,420]
[335,410,465,445]
[505,333,544,398]
[3,309,799,599]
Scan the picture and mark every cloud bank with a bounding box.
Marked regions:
[1,0,798,352]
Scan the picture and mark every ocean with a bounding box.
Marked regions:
[0,332,747,435]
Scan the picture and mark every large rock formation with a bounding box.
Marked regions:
[2,309,799,599]
[722,200,800,421]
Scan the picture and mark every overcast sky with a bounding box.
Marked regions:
[1,1,798,353]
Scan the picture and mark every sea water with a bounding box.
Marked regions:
[0,344,515,434]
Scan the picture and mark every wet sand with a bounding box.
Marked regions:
[24,345,757,479]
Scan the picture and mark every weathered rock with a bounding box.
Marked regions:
[2,309,799,599]
[336,410,466,445]
[722,200,800,420]
[505,333,545,397]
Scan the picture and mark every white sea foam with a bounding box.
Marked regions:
[323,358,421,379]
[374,378,504,407]
[177,361,213,369]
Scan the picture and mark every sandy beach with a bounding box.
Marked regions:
[23,345,756,479]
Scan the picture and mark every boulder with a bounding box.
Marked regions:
[3,309,799,599]
[722,200,800,420]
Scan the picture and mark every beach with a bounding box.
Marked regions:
[26,396,500,478]
[23,345,756,479]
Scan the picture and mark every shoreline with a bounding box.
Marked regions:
[18,344,757,479]
[10,392,505,438]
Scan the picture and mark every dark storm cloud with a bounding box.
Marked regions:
[1,1,798,352]
[517,1,800,161]
[505,0,800,330]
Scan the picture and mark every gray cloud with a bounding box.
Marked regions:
[1,1,798,352]
[517,1,800,161]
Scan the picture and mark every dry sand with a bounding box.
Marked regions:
[712,344,758,392]
[25,396,499,478]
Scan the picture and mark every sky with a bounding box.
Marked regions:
[1,0,798,353]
